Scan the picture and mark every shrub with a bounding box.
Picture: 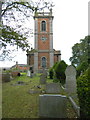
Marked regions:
[49,62,58,79]
[54,60,67,84]
[49,67,54,79]
[77,67,90,118]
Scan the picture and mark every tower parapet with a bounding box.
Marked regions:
[34,9,53,18]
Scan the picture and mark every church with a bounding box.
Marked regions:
[27,9,61,73]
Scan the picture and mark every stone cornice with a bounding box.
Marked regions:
[34,33,53,35]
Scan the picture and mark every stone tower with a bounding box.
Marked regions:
[27,10,61,73]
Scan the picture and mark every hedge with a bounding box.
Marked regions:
[77,67,90,118]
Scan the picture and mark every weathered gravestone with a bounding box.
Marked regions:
[2,73,10,82]
[27,70,31,77]
[40,74,46,84]
[28,89,41,94]
[39,94,67,118]
[11,71,20,77]
[65,65,77,95]
[46,83,60,93]
[42,69,47,78]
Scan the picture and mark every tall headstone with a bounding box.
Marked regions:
[46,83,60,93]
[65,65,77,95]
[42,68,47,78]
[27,70,31,77]
[40,74,46,84]
[39,94,67,118]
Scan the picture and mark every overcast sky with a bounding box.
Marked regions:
[0,0,88,67]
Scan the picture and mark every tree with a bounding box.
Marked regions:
[70,36,90,118]
[0,0,54,60]
[70,36,89,67]
[70,36,89,77]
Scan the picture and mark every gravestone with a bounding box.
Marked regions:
[40,74,46,84]
[30,67,34,78]
[27,70,31,77]
[42,69,47,78]
[65,65,77,94]
[2,73,10,82]
[11,71,20,77]
[39,94,67,118]
[28,89,41,94]
[46,83,60,93]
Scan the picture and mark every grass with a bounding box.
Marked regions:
[2,73,78,118]
[2,73,40,118]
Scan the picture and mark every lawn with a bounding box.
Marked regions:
[2,73,78,118]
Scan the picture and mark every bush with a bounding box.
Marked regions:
[49,62,58,79]
[54,60,67,84]
[49,67,53,79]
[77,67,90,118]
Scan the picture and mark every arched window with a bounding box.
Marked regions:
[42,57,46,68]
[41,21,46,31]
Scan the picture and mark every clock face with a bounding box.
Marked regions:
[41,37,47,41]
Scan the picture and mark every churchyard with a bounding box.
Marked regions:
[1,66,80,118]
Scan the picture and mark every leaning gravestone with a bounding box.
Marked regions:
[40,74,46,84]
[39,94,67,118]
[65,65,77,95]
[46,83,60,93]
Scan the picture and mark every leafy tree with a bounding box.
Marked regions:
[70,36,89,76]
[70,36,89,67]
[0,0,54,60]
[70,36,90,118]
[76,61,88,78]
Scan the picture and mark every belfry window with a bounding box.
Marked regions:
[42,57,46,68]
[41,21,46,31]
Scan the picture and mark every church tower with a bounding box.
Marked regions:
[27,9,61,73]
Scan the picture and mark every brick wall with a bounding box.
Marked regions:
[38,52,50,69]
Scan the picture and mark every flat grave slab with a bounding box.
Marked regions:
[39,94,67,118]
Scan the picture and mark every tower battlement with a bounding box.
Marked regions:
[34,9,53,18]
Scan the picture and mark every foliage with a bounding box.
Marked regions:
[76,61,89,78]
[77,67,90,118]
[53,61,58,69]
[48,62,58,79]
[54,60,67,84]
[1,0,54,60]
[70,36,89,79]
[49,67,53,79]
[1,25,29,50]
[70,36,89,67]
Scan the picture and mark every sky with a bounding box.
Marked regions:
[0,0,89,67]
